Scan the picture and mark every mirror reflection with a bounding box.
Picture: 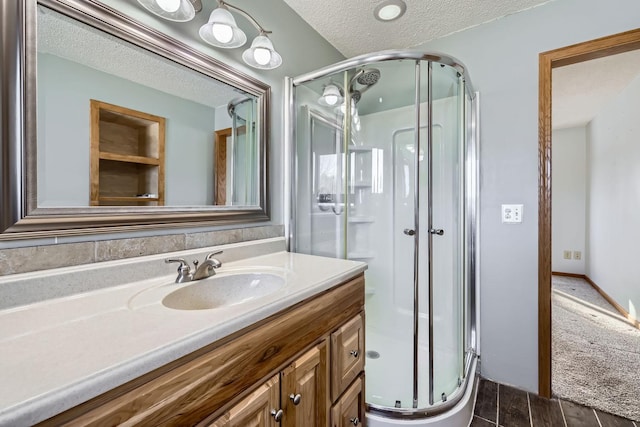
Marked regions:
[36,5,260,208]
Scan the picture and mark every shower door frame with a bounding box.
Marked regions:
[284,50,480,419]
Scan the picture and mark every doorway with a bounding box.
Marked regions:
[538,28,640,399]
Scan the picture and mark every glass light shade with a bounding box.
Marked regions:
[199,7,247,48]
[318,84,343,107]
[242,35,282,70]
[136,0,195,22]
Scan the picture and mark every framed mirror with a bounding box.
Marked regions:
[0,0,270,240]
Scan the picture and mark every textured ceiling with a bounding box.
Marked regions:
[553,49,640,130]
[282,0,553,57]
[37,7,242,110]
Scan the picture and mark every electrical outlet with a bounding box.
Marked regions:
[563,250,572,260]
[501,204,523,223]
[574,251,582,260]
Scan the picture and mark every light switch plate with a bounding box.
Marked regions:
[502,204,523,223]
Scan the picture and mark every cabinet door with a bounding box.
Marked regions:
[209,374,280,427]
[331,313,364,401]
[281,341,329,427]
[331,376,365,427]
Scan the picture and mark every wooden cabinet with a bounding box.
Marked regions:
[331,376,365,427]
[209,374,280,427]
[39,274,365,427]
[90,100,165,206]
[281,342,329,427]
[330,313,365,427]
[331,313,364,402]
[209,342,328,427]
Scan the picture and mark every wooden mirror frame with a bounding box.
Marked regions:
[538,28,640,398]
[0,0,270,240]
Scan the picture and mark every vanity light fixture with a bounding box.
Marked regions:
[136,0,282,70]
[241,34,282,69]
[374,0,407,22]
[318,84,343,106]
[199,4,246,48]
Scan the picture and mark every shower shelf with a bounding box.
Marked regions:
[348,216,375,223]
[348,146,373,153]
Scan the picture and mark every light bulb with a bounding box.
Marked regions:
[211,23,233,43]
[325,95,338,106]
[253,47,271,66]
[155,0,180,13]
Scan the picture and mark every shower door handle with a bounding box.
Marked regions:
[403,229,415,236]
[428,228,444,236]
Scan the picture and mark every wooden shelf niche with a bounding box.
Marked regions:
[90,100,165,206]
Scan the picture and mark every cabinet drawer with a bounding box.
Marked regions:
[331,313,364,401]
[331,375,365,427]
[207,374,280,427]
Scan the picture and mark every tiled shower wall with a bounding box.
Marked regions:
[0,224,284,276]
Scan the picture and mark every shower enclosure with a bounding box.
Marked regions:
[285,51,479,423]
[224,97,258,206]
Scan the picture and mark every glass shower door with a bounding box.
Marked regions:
[353,60,418,410]
[418,63,465,407]
[293,74,347,259]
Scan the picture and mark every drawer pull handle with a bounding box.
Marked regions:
[350,350,359,358]
[289,393,302,405]
[270,409,283,421]
[350,417,360,425]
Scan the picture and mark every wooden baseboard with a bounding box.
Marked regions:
[553,272,640,330]
[583,275,640,329]
[551,271,584,279]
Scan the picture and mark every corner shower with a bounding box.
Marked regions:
[224,96,258,206]
[285,51,479,425]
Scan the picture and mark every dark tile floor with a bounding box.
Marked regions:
[472,378,638,427]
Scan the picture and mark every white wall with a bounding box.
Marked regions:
[551,127,587,274]
[586,73,640,321]
[418,0,640,392]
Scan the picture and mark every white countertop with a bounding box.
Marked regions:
[0,251,366,427]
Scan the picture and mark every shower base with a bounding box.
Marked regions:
[366,358,478,427]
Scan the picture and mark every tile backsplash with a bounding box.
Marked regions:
[0,224,284,276]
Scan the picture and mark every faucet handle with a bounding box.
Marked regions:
[204,251,223,269]
[205,250,223,260]
[165,258,194,283]
[165,258,191,273]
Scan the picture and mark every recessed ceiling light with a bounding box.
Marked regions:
[374,0,407,22]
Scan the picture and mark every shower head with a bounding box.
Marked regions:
[348,68,381,101]
[356,68,381,86]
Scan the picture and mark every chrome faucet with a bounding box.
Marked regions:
[165,251,223,283]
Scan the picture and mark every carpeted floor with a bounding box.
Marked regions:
[552,275,640,421]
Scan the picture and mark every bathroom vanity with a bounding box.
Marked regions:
[0,239,366,427]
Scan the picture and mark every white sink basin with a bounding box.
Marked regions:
[162,273,285,310]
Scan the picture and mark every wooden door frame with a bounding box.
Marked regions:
[214,128,231,205]
[538,28,640,398]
